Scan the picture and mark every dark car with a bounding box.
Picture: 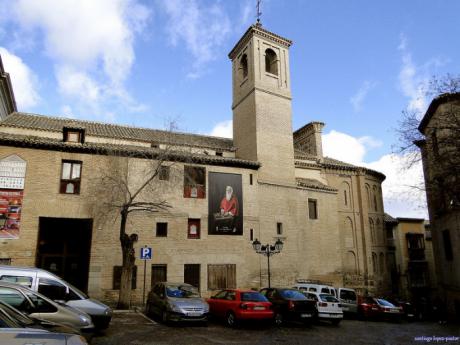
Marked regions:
[260,288,317,325]
[358,297,403,321]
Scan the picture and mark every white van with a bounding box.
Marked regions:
[0,266,112,329]
[292,283,337,297]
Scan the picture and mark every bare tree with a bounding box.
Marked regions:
[89,126,190,309]
[396,74,460,167]
[396,74,460,211]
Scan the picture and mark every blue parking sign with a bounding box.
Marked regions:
[140,247,152,260]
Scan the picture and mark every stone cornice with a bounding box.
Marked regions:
[228,24,292,60]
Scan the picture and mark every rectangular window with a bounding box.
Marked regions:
[159,166,170,181]
[0,275,32,288]
[0,259,11,265]
[208,264,236,290]
[442,229,453,261]
[308,199,318,219]
[156,222,168,237]
[249,229,254,241]
[187,218,200,239]
[112,266,137,290]
[250,174,253,185]
[183,166,206,198]
[60,160,82,194]
[63,127,84,143]
[276,222,283,235]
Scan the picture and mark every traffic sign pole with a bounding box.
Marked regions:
[143,258,147,306]
[140,246,152,306]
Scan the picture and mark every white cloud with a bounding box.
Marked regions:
[350,81,376,112]
[5,0,150,118]
[210,120,232,138]
[0,47,39,109]
[323,129,426,218]
[60,105,74,118]
[365,154,427,218]
[397,33,448,114]
[398,34,427,113]
[322,130,382,165]
[161,0,231,78]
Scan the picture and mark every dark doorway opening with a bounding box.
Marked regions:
[36,217,92,292]
[184,264,200,290]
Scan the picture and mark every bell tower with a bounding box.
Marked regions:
[229,24,295,185]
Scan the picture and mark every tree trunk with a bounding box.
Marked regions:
[117,210,136,309]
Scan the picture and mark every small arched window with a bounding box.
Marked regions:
[265,48,278,75]
[369,218,375,244]
[239,54,248,79]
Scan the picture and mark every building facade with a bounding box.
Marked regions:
[417,92,460,319]
[385,216,437,303]
[0,24,390,304]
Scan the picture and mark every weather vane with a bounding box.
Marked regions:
[256,0,262,26]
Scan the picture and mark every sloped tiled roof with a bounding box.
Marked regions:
[0,132,259,169]
[384,213,398,224]
[296,178,337,192]
[1,112,235,151]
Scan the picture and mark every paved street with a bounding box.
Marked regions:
[92,311,460,345]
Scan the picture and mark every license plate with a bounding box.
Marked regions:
[329,314,342,318]
[301,314,312,318]
[253,306,265,310]
[390,309,400,313]
[187,312,202,317]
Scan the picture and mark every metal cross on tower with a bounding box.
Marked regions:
[256,0,262,26]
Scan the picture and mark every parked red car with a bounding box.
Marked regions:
[207,289,273,327]
[358,297,403,321]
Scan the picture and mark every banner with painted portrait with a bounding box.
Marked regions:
[208,172,243,235]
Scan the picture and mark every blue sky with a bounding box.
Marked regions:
[0,0,459,218]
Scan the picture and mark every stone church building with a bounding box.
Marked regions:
[0,24,389,303]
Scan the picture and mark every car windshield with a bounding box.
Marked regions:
[320,294,339,303]
[340,290,356,301]
[166,285,200,298]
[241,292,268,302]
[280,289,307,300]
[377,299,395,307]
[0,302,34,326]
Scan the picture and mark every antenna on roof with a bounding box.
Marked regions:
[256,0,262,26]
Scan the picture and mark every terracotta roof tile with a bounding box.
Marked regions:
[1,112,235,151]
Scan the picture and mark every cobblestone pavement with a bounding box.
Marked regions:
[92,312,460,345]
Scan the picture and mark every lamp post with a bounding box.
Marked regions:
[252,238,284,288]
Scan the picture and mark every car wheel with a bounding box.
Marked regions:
[162,310,169,324]
[145,303,153,316]
[226,311,237,328]
[274,313,283,326]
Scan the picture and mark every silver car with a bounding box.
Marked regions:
[0,304,87,345]
[146,282,209,323]
[0,282,94,335]
[0,329,88,345]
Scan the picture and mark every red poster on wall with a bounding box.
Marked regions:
[0,190,23,239]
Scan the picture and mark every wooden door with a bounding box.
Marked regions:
[151,265,167,288]
[184,264,200,290]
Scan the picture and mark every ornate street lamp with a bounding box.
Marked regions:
[252,238,284,288]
